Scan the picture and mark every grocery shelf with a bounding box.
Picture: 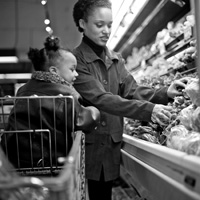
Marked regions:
[160,60,196,77]
[165,33,184,51]
[147,35,194,66]
[180,66,196,75]
[164,37,193,59]
[121,134,200,200]
[116,0,190,59]
[145,33,187,62]
[128,30,195,74]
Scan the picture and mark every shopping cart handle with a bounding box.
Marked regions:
[0,177,44,189]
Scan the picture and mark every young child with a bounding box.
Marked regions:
[1,36,100,168]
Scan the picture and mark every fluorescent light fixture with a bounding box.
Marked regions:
[107,0,148,50]
[0,49,19,63]
[0,56,19,63]
[0,73,32,79]
[108,0,133,48]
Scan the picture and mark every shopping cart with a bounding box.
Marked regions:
[0,95,86,200]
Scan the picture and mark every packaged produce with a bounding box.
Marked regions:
[191,106,200,132]
[136,133,159,144]
[166,125,200,156]
[177,104,195,130]
[166,125,189,151]
[183,132,200,156]
[185,78,200,107]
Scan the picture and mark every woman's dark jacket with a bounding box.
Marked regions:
[73,39,170,181]
[1,79,100,168]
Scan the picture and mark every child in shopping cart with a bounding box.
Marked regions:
[0,35,100,169]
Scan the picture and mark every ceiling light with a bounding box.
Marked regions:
[46,26,53,34]
[41,0,47,5]
[44,19,50,25]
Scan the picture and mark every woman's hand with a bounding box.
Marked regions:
[151,104,173,126]
[167,77,190,99]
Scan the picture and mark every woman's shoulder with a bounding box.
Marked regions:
[73,41,91,57]
[106,47,122,60]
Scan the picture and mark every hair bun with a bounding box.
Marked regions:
[44,36,60,51]
[27,48,40,61]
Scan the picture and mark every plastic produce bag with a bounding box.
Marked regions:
[191,106,200,132]
[183,132,200,156]
[166,125,200,156]
[177,104,195,130]
[166,125,189,151]
[185,78,200,107]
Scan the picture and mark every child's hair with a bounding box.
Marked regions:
[73,0,112,32]
[28,36,71,71]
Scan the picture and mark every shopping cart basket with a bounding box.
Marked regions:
[0,95,86,199]
[0,130,86,200]
[0,95,77,176]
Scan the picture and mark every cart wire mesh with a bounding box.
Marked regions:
[0,95,86,200]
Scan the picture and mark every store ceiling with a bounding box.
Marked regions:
[0,0,81,75]
[0,0,191,77]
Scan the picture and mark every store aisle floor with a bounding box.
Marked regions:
[112,177,145,200]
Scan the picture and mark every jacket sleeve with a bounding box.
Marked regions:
[75,105,100,133]
[71,89,100,132]
[118,56,170,105]
[73,53,156,122]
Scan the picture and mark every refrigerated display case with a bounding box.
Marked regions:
[119,1,200,200]
[121,134,200,200]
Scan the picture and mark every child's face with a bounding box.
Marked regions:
[56,51,78,85]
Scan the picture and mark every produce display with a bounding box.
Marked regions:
[165,77,200,156]
[124,72,200,157]
[126,14,196,82]
[123,10,200,157]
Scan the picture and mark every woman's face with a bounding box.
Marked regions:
[56,51,78,85]
[80,7,113,46]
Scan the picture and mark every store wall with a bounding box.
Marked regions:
[0,0,81,62]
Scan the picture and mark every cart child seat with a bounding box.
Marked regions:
[0,95,76,176]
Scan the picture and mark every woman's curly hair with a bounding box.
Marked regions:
[28,36,70,71]
[73,0,112,32]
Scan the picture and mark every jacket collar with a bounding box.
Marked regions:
[32,71,72,87]
[77,39,119,67]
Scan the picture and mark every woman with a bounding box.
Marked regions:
[72,0,188,199]
[1,36,100,168]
